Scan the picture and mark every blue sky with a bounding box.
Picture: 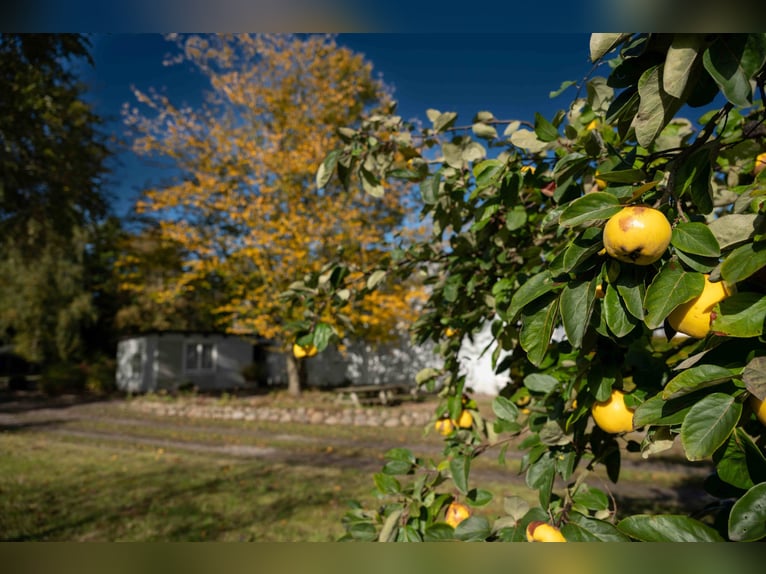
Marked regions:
[80,33,596,216]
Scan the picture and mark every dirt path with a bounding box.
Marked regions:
[0,394,717,514]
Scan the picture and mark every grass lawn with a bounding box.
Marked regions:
[0,393,711,541]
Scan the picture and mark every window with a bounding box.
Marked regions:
[184,342,216,372]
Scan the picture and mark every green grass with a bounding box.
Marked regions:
[0,432,377,541]
[0,394,711,541]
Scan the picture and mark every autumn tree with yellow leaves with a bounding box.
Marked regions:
[122,34,424,394]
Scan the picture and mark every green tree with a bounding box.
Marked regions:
[0,34,111,365]
[295,33,766,542]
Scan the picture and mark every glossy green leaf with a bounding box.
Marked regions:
[634,65,684,148]
[373,472,401,495]
[312,322,334,352]
[590,33,628,62]
[720,243,766,284]
[614,269,645,320]
[604,283,639,337]
[562,228,603,272]
[743,356,766,400]
[492,396,520,423]
[450,455,470,494]
[618,514,724,541]
[524,373,559,394]
[673,145,714,214]
[632,391,704,427]
[519,295,559,367]
[662,364,741,400]
[423,523,455,541]
[316,149,340,189]
[534,112,559,142]
[562,512,631,542]
[553,152,589,183]
[466,488,493,507]
[559,279,596,348]
[508,271,558,320]
[708,213,762,250]
[644,265,704,329]
[573,485,610,511]
[711,292,766,338]
[559,192,622,228]
[681,392,742,461]
[454,516,492,541]
[703,34,766,108]
[671,222,721,257]
[713,428,766,490]
[663,34,704,99]
[728,482,766,541]
[594,168,646,184]
[526,452,555,507]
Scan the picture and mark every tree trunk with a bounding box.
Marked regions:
[286,353,306,396]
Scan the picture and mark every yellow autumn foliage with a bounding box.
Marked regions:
[120,34,423,347]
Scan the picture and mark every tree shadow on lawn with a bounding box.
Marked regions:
[0,388,119,415]
[2,460,354,542]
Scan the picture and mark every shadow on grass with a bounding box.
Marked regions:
[1,458,354,542]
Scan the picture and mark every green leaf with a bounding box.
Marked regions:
[360,168,384,198]
[572,485,610,511]
[432,111,458,133]
[643,265,704,330]
[594,168,646,184]
[559,192,622,228]
[614,268,645,320]
[373,472,401,495]
[703,34,766,108]
[562,228,604,273]
[366,269,387,290]
[632,391,703,427]
[673,145,714,214]
[708,214,762,250]
[711,292,766,338]
[508,271,558,320]
[662,364,740,400]
[562,512,631,542]
[347,521,378,541]
[618,514,724,542]
[316,149,340,189]
[420,172,441,204]
[671,222,721,257]
[415,367,440,386]
[590,33,628,62]
[466,488,493,507]
[524,373,559,394]
[382,460,412,475]
[503,496,530,522]
[423,523,455,541]
[526,452,555,507]
[550,80,576,98]
[449,455,470,494]
[519,295,559,367]
[681,392,742,461]
[559,279,596,348]
[553,152,590,184]
[743,356,766,400]
[713,428,766,490]
[534,112,559,142]
[492,396,519,423]
[633,64,685,148]
[312,322,333,352]
[506,205,528,231]
[384,447,415,463]
[472,122,498,140]
[378,508,403,542]
[454,516,492,541]
[604,283,639,337]
[721,242,766,284]
[663,35,704,98]
[509,129,549,154]
[728,482,766,542]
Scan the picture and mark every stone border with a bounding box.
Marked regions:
[126,400,434,428]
